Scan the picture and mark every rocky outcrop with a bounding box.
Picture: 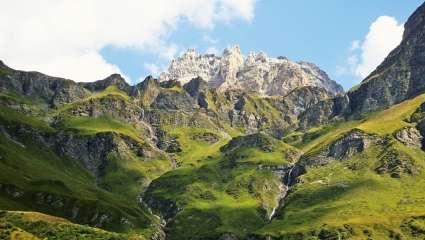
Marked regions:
[183,77,210,109]
[0,61,89,106]
[298,94,350,129]
[151,91,196,111]
[220,133,301,164]
[394,127,423,148]
[347,2,425,115]
[192,132,219,144]
[301,129,379,166]
[279,86,334,117]
[220,133,275,153]
[0,183,143,232]
[61,95,143,123]
[376,147,419,178]
[160,46,343,96]
[80,73,130,93]
[51,131,116,177]
[156,129,182,153]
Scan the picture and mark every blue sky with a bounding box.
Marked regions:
[101,0,423,89]
[1,1,423,90]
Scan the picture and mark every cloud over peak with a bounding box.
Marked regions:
[347,16,404,79]
[0,0,256,82]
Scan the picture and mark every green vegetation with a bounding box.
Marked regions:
[146,133,298,239]
[0,68,10,77]
[161,126,231,167]
[0,131,155,235]
[0,106,54,133]
[0,211,143,240]
[2,74,425,239]
[59,115,143,141]
[92,85,131,101]
[358,93,425,135]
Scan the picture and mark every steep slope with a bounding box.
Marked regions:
[1,3,425,239]
[348,2,425,115]
[0,211,139,240]
[254,93,425,239]
[143,133,300,239]
[160,46,344,96]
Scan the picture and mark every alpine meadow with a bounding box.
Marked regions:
[1,1,425,240]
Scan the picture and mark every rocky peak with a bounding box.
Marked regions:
[159,46,343,97]
[403,2,425,40]
[132,76,161,105]
[347,2,425,115]
[81,73,129,92]
[0,64,89,106]
[183,77,208,98]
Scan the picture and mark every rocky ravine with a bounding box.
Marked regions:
[160,46,344,97]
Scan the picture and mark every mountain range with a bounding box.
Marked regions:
[0,2,425,240]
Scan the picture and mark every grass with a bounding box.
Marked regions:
[146,133,300,239]
[257,144,425,239]
[358,93,425,135]
[51,85,131,116]
[161,126,232,167]
[59,115,143,141]
[100,150,172,201]
[92,85,130,101]
[0,210,145,240]
[0,91,43,106]
[149,161,281,239]
[2,78,425,239]
[0,106,54,133]
[0,129,156,236]
[0,68,11,77]
[287,93,425,158]
[252,93,425,239]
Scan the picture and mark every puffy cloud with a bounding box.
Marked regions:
[350,16,404,78]
[143,63,163,77]
[0,0,256,82]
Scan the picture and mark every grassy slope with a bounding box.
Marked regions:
[2,81,425,239]
[0,87,164,237]
[256,93,425,239]
[0,130,155,234]
[60,115,142,140]
[53,86,171,201]
[147,131,298,239]
[0,210,144,240]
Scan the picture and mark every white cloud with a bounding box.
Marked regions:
[0,0,256,82]
[348,16,404,79]
[144,63,163,77]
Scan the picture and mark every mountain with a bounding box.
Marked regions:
[347,2,425,115]
[159,46,344,96]
[1,2,425,240]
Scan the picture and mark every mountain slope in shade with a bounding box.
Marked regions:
[160,46,344,97]
[348,2,425,114]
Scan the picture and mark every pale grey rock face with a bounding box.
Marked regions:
[394,127,423,148]
[301,129,379,166]
[160,45,344,96]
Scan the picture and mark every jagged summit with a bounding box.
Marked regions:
[81,73,129,92]
[159,45,344,96]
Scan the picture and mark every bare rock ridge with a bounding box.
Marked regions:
[160,46,344,96]
[348,1,425,114]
